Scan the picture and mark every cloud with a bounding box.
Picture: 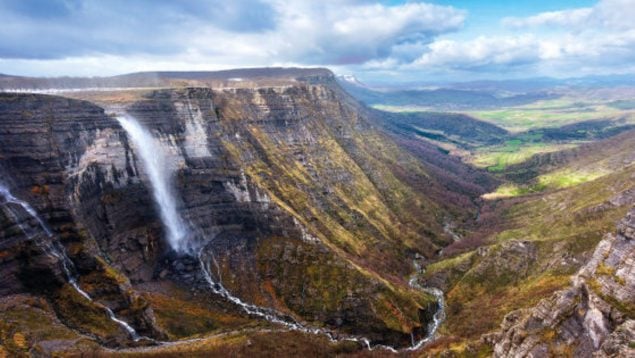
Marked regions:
[0,0,278,59]
[0,0,464,68]
[502,0,635,30]
[400,0,635,77]
[3,0,633,80]
[502,8,593,28]
[413,35,541,70]
[268,1,465,65]
[407,29,635,74]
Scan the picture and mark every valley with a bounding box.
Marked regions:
[2,1,635,356]
[0,68,632,357]
[342,74,635,355]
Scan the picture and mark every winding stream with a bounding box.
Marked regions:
[198,246,444,352]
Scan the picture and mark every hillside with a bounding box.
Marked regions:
[340,74,635,356]
[417,124,635,355]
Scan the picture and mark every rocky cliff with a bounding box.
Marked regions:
[487,207,635,357]
[0,93,166,348]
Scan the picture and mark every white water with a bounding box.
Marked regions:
[0,184,140,341]
[408,260,446,350]
[199,246,448,352]
[197,249,386,351]
[107,119,372,345]
[0,108,445,352]
[0,185,52,237]
[116,115,189,253]
[1,164,444,351]
[199,247,445,352]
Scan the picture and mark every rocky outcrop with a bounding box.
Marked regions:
[487,207,635,357]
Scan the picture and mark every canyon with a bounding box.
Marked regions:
[0,68,633,357]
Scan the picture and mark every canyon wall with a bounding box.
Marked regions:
[0,72,471,353]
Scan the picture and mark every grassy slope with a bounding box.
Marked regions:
[377,98,634,177]
[465,98,632,133]
[471,140,578,173]
[484,128,635,198]
[421,162,635,354]
[128,88,634,355]
[340,90,635,355]
[95,330,369,357]
[0,85,441,355]
[215,85,453,276]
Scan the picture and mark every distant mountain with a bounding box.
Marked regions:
[359,73,635,94]
[337,76,557,110]
[0,67,334,90]
[336,74,368,88]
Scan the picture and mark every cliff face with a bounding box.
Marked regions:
[0,74,462,354]
[487,207,635,357]
[0,93,166,346]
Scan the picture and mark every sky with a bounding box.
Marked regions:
[1,0,634,83]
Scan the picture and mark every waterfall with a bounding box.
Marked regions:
[0,185,52,237]
[0,184,140,341]
[116,115,189,253]
[408,260,446,350]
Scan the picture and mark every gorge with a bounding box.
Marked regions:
[0,68,632,357]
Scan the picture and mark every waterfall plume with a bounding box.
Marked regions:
[116,115,189,253]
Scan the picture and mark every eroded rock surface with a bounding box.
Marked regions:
[488,207,635,357]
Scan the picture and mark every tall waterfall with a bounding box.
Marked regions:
[116,115,189,253]
[0,184,140,340]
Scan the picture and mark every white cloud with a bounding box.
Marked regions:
[413,35,540,69]
[0,0,466,75]
[399,0,635,77]
[252,1,466,65]
[2,0,634,80]
[502,0,635,30]
[502,8,593,28]
[594,0,635,30]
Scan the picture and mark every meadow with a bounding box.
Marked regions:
[469,138,578,172]
[465,98,627,133]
